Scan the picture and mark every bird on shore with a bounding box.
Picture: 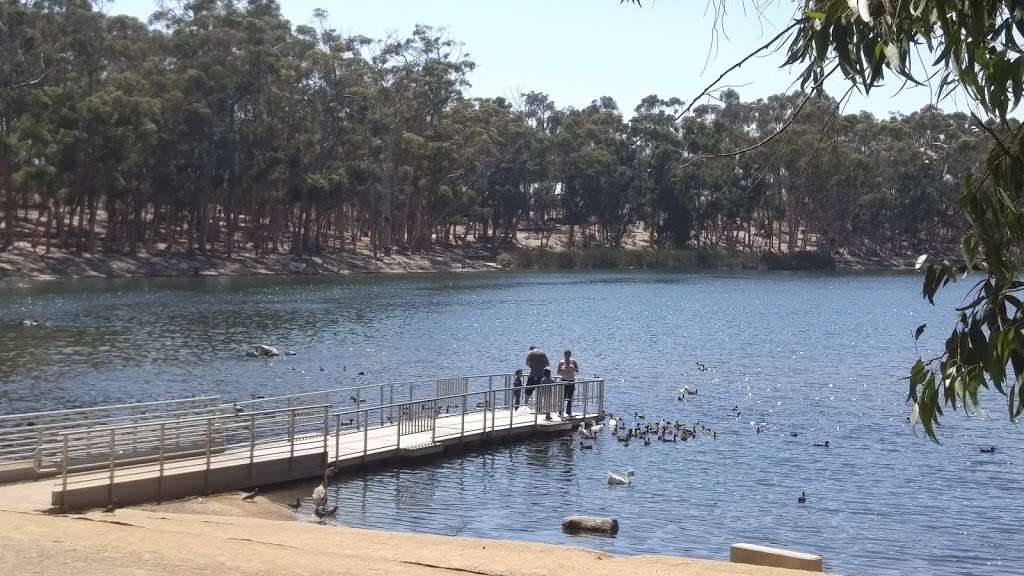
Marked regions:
[797,492,807,504]
[287,497,301,510]
[103,498,119,513]
[980,446,997,453]
[315,505,338,518]
[312,467,335,511]
[607,469,636,486]
[241,488,259,502]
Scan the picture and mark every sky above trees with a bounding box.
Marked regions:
[105,0,962,118]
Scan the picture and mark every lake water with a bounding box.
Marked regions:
[0,271,1020,575]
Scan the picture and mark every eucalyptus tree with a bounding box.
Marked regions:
[776,1,1024,438]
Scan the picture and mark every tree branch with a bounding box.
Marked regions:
[678,63,839,169]
[674,18,803,123]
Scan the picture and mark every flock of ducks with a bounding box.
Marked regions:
[575,412,719,487]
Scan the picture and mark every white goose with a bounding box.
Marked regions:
[607,469,635,486]
[608,415,618,430]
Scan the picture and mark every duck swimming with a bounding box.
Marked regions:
[797,491,807,504]
[813,441,831,448]
[607,469,636,485]
[980,446,996,453]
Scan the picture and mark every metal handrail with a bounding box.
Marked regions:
[50,377,606,509]
[0,396,222,425]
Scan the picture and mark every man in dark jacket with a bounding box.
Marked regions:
[524,346,549,406]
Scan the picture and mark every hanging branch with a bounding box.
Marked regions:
[674,19,804,122]
[678,63,839,168]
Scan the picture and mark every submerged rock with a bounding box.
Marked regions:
[561,515,619,534]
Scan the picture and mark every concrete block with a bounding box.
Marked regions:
[730,543,823,572]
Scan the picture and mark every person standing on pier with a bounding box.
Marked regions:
[557,349,579,417]
[524,345,549,407]
[512,369,524,411]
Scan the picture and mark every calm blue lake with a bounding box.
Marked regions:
[0,271,1019,575]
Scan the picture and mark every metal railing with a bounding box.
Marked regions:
[0,396,223,469]
[34,372,604,509]
[329,378,605,461]
[56,405,330,505]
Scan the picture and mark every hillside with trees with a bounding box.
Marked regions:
[0,1,999,270]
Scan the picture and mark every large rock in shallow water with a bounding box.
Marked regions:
[561,515,619,534]
[255,344,280,357]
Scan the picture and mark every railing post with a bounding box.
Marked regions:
[379,384,385,426]
[288,409,296,467]
[108,428,115,506]
[249,414,256,479]
[396,408,402,450]
[158,423,166,500]
[536,383,544,424]
[322,409,329,466]
[362,411,369,463]
[508,388,514,440]
[582,381,588,419]
[205,418,212,494]
[335,414,341,464]
[61,433,69,504]
[460,393,466,446]
[431,400,437,444]
[487,378,493,433]
[598,379,604,417]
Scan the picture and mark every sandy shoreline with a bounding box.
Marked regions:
[0,243,923,281]
[0,486,829,576]
[0,245,502,280]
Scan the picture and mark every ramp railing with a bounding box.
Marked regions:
[329,377,605,461]
[0,396,223,470]
[54,404,330,507]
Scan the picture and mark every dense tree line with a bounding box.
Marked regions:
[0,1,996,259]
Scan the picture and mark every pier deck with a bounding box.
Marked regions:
[8,375,605,510]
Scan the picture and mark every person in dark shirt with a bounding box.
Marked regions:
[539,367,555,421]
[524,346,549,407]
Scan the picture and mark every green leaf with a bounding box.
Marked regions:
[914,323,927,341]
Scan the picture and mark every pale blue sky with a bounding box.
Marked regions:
[103,0,966,118]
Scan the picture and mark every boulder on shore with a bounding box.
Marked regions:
[255,344,280,357]
[561,515,619,534]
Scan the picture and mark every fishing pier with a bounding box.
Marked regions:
[0,374,605,510]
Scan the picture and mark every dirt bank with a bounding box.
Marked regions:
[0,244,500,280]
[0,504,829,576]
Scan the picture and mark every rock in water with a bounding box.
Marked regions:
[561,515,619,534]
[256,344,280,357]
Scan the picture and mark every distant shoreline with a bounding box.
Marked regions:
[0,244,923,281]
